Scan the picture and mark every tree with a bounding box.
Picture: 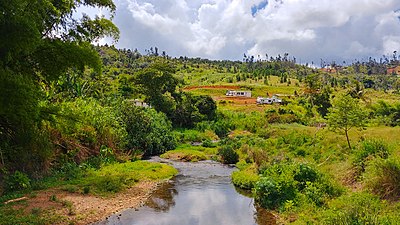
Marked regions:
[121,104,176,156]
[132,61,181,116]
[171,93,217,128]
[326,94,367,150]
[0,0,119,173]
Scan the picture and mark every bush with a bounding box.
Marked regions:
[213,120,232,138]
[96,175,125,193]
[254,176,297,209]
[247,147,269,169]
[201,139,215,148]
[55,98,127,152]
[0,71,54,175]
[294,163,318,190]
[232,169,260,189]
[319,192,398,225]
[171,93,217,128]
[57,162,83,181]
[364,157,400,200]
[218,145,239,164]
[4,171,31,192]
[255,163,298,209]
[174,129,204,143]
[121,104,176,156]
[254,162,340,210]
[354,139,389,173]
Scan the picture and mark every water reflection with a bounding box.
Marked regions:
[96,158,276,225]
[145,181,177,212]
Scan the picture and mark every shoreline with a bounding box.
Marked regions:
[18,180,164,225]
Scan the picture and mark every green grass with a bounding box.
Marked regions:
[174,129,219,143]
[0,207,64,225]
[231,168,260,189]
[0,160,178,224]
[161,149,208,162]
[365,90,400,104]
[185,88,227,97]
[77,161,178,195]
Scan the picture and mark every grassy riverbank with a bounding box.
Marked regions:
[0,161,177,225]
[228,124,400,224]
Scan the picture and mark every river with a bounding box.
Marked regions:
[94,157,275,225]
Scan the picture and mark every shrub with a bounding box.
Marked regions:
[364,157,400,200]
[354,139,389,173]
[247,147,269,169]
[201,139,215,148]
[96,175,125,193]
[213,120,232,138]
[58,162,83,181]
[174,129,203,143]
[55,98,127,153]
[293,163,318,190]
[254,162,340,210]
[232,169,260,189]
[303,182,326,206]
[254,176,297,209]
[319,192,397,225]
[61,185,78,193]
[218,145,239,164]
[4,171,31,192]
[171,93,217,128]
[121,104,176,156]
[83,186,90,194]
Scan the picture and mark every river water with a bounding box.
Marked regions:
[95,157,275,225]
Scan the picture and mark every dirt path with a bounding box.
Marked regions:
[17,181,161,224]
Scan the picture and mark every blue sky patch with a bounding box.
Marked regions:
[251,0,268,17]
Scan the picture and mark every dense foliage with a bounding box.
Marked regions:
[121,104,176,156]
[1,2,400,223]
[0,0,118,174]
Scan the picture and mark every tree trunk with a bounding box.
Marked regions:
[345,129,351,150]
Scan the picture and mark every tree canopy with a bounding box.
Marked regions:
[0,0,119,172]
[326,94,367,149]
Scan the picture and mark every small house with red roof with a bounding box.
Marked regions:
[320,67,337,74]
[387,66,400,75]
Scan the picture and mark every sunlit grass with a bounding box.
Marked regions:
[161,149,208,162]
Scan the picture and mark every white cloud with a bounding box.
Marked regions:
[383,36,400,55]
[110,0,400,62]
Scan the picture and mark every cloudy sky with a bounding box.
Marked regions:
[96,0,400,63]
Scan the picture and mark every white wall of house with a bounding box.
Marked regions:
[226,90,252,97]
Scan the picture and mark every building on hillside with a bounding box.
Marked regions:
[226,90,252,97]
[127,99,151,108]
[387,66,400,75]
[256,95,282,104]
[320,66,337,74]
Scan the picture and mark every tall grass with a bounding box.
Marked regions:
[364,157,400,200]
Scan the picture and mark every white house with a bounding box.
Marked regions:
[127,99,151,108]
[226,90,252,97]
[256,95,282,104]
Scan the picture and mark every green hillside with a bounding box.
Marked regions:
[2,40,400,224]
